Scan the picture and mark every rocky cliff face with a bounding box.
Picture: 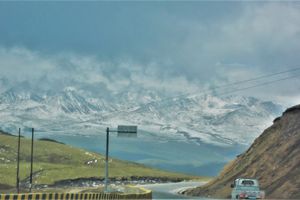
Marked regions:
[183,105,300,199]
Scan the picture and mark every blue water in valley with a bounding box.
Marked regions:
[22,130,246,176]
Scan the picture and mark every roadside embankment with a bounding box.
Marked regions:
[0,186,152,200]
[182,105,300,199]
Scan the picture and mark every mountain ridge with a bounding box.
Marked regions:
[0,84,282,147]
[0,83,284,176]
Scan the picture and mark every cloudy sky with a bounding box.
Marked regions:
[0,2,300,105]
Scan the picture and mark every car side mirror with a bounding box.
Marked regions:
[230,183,234,188]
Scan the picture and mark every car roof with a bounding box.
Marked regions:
[236,178,258,181]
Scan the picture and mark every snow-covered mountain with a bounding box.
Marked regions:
[106,94,282,146]
[0,80,285,175]
[0,82,283,147]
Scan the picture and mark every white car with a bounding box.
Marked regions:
[231,178,265,199]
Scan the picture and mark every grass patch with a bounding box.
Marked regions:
[0,131,202,190]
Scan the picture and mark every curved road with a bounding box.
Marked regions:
[139,181,208,199]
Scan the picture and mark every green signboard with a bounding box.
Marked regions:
[117,125,138,137]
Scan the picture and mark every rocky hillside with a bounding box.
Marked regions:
[182,105,300,199]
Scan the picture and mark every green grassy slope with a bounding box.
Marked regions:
[0,131,197,189]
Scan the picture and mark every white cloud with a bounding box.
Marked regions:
[166,3,300,78]
[0,47,54,80]
[1,2,300,105]
[0,46,200,96]
[220,3,300,53]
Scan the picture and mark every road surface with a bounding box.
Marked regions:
[139,181,208,199]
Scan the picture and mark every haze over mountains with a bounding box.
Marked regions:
[0,75,285,177]
[0,46,288,177]
[0,77,282,147]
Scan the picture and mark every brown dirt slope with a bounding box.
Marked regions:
[183,105,300,199]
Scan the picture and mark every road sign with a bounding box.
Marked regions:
[104,125,138,192]
[117,125,137,137]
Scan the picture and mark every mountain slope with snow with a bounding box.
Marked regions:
[0,83,282,147]
[0,80,285,176]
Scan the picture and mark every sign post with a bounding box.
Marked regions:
[16,128,21,193]
[104,125,138,193]
[29,128,34,192]
[105,127,109,193]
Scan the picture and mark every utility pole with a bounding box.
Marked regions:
[16,128,21,193]
[29,128,34,192]
[104,126,137,193]
[105,127,109,193]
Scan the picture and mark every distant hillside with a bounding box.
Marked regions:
[183,105,300,199]
[0,131,196,192]
[0,84,282,177]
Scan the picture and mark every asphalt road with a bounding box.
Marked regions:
[139,181,208,199]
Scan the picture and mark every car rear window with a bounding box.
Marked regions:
[241,180,255,185]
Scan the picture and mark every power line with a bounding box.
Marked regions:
[20,67,300,130]
[19,73,300,134]
[212,66,300,90]
[74,68,300,125]
[126,67,300,108]
[217,73,300,96]
[125,69,299,112]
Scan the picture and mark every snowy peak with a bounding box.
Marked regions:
[0,89,43,104]
[110,94,282,146]
[46,88,100,114]
[0,84,283,147]
[0,81,45,103]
